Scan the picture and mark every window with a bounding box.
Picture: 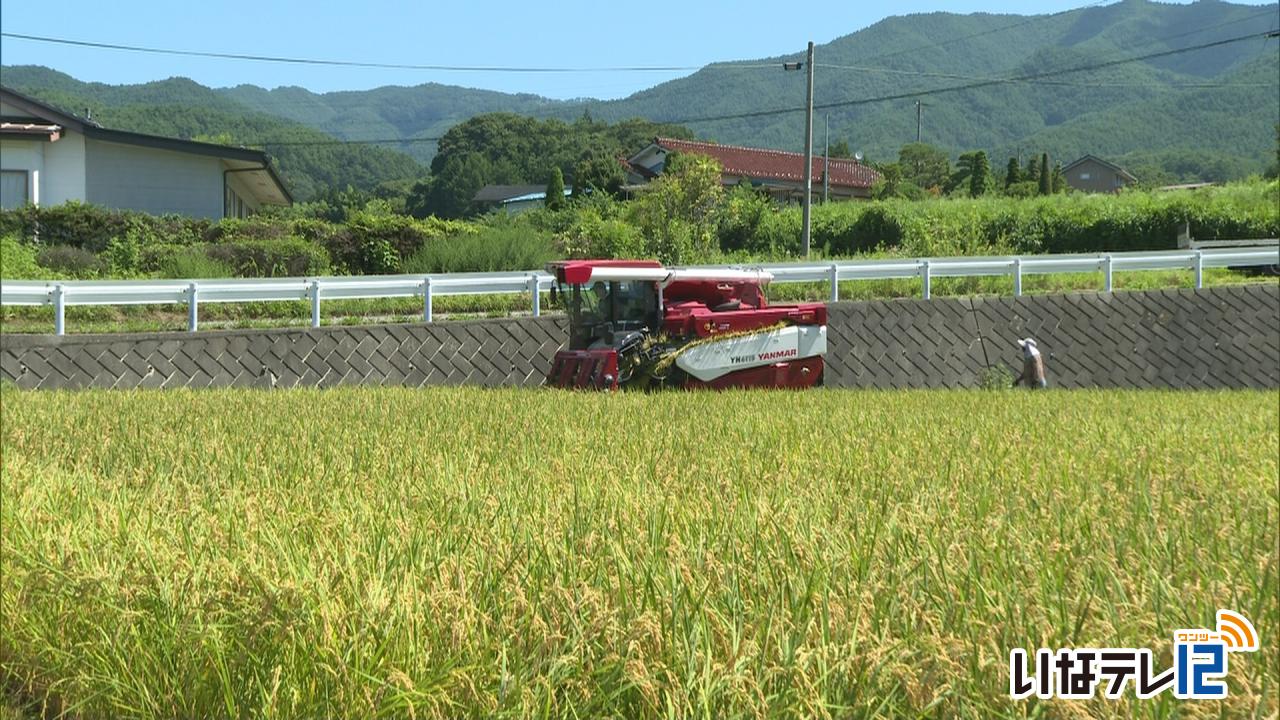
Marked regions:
[224,186,249,218]
[1078,172,1091,180]
[1,170,29,210]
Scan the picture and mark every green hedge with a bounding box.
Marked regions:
[805,183,1279,257]
[3,183,1275,281]
[0,202,208,253]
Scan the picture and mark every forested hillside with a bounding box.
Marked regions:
[568,0,1279,179]
[221,83,566,166]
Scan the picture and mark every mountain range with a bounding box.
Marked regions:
[3,0,1277,198]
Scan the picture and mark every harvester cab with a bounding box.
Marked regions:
[546,260,827,390]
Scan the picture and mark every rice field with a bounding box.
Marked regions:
[1,388,1276,718]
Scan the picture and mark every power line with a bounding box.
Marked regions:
[524,2,1275,133]
[0,32,704,73]
[206,29,1278,149]
[12,19,1273,151]
[851,4,1275,71]
[660,29,1278,126]
[813,61,1276,88]
[260,136,443,147]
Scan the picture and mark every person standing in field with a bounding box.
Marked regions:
[1012,337,1047,389]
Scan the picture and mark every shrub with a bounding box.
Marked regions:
[0,235,43,279]
[805,181,1280,258]
[404,225,556,274]
[104,231,143,275]
[156,248,236,279]
[205,238,331,277]
[36,245,106,278]
[556,206,647,260]
[0,203,207,253]
[326,202,475,274]
[717,185,773,253]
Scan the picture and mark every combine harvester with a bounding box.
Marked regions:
[545,260,826,390]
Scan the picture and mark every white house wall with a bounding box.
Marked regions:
[0,133,87,206]
[85,138,224,218]
[43,133,87,204]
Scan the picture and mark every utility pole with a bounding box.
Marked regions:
[823,114,829,204]
[802,41,814,258]
[915,100,927,143]
[783,42,815,257]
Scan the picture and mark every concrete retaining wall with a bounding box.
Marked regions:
[3,285,1276,391]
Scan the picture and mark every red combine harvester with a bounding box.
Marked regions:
[545,260,827,390]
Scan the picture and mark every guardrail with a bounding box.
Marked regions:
[2,247,1276,335]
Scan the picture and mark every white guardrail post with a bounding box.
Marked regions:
[187,282,199,332]
[1103,254,1113,293]
[1193,250,1204,289]
[1012,258,1023,297]
[529,273,540,317]
[828,264,839,303]
[422,277,432,323]
[53,283,65,336]
[309,280,321,328]
[921,260,931,300]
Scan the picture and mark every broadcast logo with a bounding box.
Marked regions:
[1010,609,1258,701]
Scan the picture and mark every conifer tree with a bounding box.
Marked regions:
[1004,157,1022,188]
[545,167,566,210]
[969,151,991,197]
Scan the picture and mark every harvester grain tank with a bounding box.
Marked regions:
[545,260,827,390]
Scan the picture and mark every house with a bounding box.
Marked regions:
[0,86,291,218]
[626,137,880,202]
[472,184,573,215]
[1062,155,1138,193]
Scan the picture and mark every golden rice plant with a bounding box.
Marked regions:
[1,388,1276,718]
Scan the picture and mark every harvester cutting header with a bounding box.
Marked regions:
[545,260,827,390]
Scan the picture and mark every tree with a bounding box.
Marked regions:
[945,152,976,195]
[1051,162,1067,194]
[422,152,492,219]
[572,151,626,198]
[898,143,950,191]
[545,167,566,211]
[1038,153,1052,196]
[829,139,852,159]
[1026,156,1040,186]
[310,185,373,222]
[969,151,992,197]
[431,112,692,192]
[404,179,433,219]
[626,152,724,263]
[871,162,926,200]
[1004,157,1022,188]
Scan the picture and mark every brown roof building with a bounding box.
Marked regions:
[627,137,880,202]
[1062,155,1138,194]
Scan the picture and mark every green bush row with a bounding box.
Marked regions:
[1,201,554,277]
[2,182,1275,280]
[750,182,1279,257]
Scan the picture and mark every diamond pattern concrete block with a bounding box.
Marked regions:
[3,286,1275,391]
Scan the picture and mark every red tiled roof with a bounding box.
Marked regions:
[654,137,880,188]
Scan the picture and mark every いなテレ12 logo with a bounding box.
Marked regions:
[1009,609,1259,701]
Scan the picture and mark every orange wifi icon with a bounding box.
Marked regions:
[1217,610,1259,652]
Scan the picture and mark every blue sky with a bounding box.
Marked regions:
[1,0,1275,100]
